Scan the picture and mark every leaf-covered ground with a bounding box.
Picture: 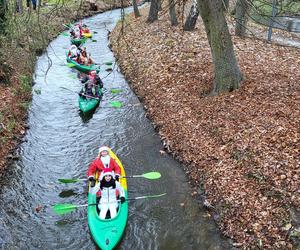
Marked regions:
[110,7,300,249]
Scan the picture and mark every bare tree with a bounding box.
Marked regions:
[0,0,6,32]
[197,0,242,94]
[183,0,199,31]
[147,0,159,23]
[235,0,250,37]
[133,0,141,17]
[157,0,162,11]
[168,0,178,25]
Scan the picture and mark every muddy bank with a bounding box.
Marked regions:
[0,0,131,176]
[109,7,300,249]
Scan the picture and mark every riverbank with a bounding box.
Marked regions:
[110,7,300,249]
[0,0,131,176]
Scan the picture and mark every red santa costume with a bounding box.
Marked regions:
[87,146,121,180]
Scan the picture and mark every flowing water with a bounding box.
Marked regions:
[0,8,230,250]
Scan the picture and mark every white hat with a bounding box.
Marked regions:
[98,146,110,154]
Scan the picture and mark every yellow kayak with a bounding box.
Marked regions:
[83,32,92,38]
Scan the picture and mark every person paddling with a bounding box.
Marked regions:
[90,168,125,220]
[80,70,103,98]
[87,146,121,187]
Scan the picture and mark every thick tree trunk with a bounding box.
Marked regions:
[183,0,199,31]
[133,0,141,17]
[147,0,158,23]
[197,0,242,94]
[168,0,178,26]
[235,0,249,37]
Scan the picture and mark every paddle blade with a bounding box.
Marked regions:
[66,63,76,68]
[133,193,167,200]
[110,89,123,94]
[58,178,80,183]
[52,204,77,215]
[142,172,161,180]
[110,101,122,108]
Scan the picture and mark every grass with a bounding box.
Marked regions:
[6,118,16,133]
[252,0,300,17]
[20,75,32,94]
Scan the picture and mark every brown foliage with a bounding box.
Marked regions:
[110,8,300,248]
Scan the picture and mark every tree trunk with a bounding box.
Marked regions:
[168,0,178,26]
[223,0,229,11]
[157,0,162,11]
[235,0,249,37]
[15,0,23,13]
[133,0,141,17]
[0,0,5,32]
[197,0,242,94]
[147,0,158,23]
[183,0,199,31]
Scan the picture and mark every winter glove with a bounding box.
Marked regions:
[90,180,96,187]
[88,176,95,182]
[88,176,96,187]
[120,197,125,204]
[115,175,119,182]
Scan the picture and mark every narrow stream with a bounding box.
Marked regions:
[0,8,230,250]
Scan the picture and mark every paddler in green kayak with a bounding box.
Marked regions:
[87,146,122,186]
[90,168,125,219]
[80,70,103,98]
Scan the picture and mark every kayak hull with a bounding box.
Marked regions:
[83,32,92,38]
[88,149,128,250]
[78,89,103,113]
[66,54,100,74]
[71,37,86,46]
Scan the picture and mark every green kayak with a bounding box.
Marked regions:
[88,149,128,250]
[78,88,103,113]
[66,54,100,74]
[71,37,86,46]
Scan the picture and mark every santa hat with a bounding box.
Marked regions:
[99,168,114,180]
[98,146,110,154]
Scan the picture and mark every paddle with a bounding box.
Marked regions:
[120,172,161,180]
[58,171,161,184]
[59,86,100,100]
[94,62,113,66]
[110,89,123,94]
[109,101,122,108]
[66,62,76,68]
[52,193,167,215]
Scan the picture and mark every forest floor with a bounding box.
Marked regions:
[0,0,131,176]
[110,7,300,249]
